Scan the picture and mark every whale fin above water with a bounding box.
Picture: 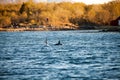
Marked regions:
[41,38,52,52]
[55,40,62,45]
[45,38,48,45]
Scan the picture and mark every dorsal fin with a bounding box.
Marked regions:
[45,38,47,45]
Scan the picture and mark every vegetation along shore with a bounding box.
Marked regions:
[0,0,120,31]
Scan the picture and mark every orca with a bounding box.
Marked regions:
[41,38,52,52]
[55,40,62,45]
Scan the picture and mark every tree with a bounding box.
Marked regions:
[19,3,27,14]
[0,17,11,28]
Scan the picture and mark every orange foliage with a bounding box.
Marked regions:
[0,0,120,28]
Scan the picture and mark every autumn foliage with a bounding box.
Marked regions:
[0,0,120,29]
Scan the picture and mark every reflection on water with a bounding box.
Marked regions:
[0,31,120,80]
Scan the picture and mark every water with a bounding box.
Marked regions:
[0,31,120,80]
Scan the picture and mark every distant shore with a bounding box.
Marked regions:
[0,26,120,32]
[0,28,44,32]
[0,27,76,32]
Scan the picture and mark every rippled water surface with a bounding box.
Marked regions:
[0,31,120,80]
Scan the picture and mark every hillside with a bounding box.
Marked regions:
[0,0,120,31]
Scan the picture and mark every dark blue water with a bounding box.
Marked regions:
[0,31,120,80]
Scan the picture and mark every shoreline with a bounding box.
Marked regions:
[0,28,77,32]
[0,27,120,32]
